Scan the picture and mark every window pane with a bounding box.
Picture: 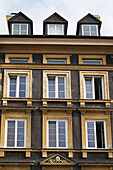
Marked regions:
[85,77,93,99]
[87,121,95,148]
[10,59,29,63]
[83,25,90,35]
[96,121,105,148]
[47,59,66,64]
[58,121,66,147]
[7,121,15,147]
[48,78,55,98]
[19,77,26,98]
[56,25,63,35]
[17,121,25,147]
[58,77,65,98]
[49,121,56,147]
[91,26,97,36]
[9,77,16,97]
[83,60,102,65]
[49,24,55,35]
[94,77,102,100]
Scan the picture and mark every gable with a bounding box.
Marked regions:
[9,12,32,23]
[40,154,75,166]
[78,13,101,24]
[44,12,68,23]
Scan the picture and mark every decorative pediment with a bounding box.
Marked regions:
[40,154,75,166]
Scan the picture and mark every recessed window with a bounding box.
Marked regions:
[48,24,64,35]
[83,60,102,65]
[47,120,67,148]
[86,120,106,149]
[5,119,26,148]
[10,59,29,63]
[47,59,66,64]
[12,24,28,35]
[9,75,27,98]
[48,76,66,98]
[84,77,103,99]
[82,25,98,36]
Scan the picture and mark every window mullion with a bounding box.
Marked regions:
[94,121,97,148]
[56,121,58,147]
[56,77,58,98]
[15,120,17,147]
[92,77,95,99]
[17,76,19,97]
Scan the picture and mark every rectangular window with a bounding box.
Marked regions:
[48,24,64,35]
[84,77,103,99]
[82,25,98,36]
[86,120,106,149]
[9,75,27,98]
[5,119,26,148]
[12,24,28,35]
[47,59,66,64]
[83,60,102,65]
[10,59,29,63]
[48,76,66,98]
[48,120,67,148]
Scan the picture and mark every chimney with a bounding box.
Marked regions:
[94,15,100,20]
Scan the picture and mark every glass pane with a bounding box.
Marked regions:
[56,24,63,35]
[17,121,25,147]
[48,78,55,98]
[58,77,65,98]
[83,25,90,35]
[83,60,102,65]
[9,77,16,97]
[85,77,93,99]
[7,121,15,147]
[91,26,97,36]
[58,121,66,147]
[49,24,55,35]
[87,121,95,148]
[13,24,19,30]
[10,59,28,63]
[96,121,105,148]
[19,77,26,98]
[49,121,56,147]
[47,59,66,64]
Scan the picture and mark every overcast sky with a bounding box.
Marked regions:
[0,0,113,36]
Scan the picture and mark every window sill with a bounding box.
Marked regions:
[79,99,111,107]
[2,98,32,106]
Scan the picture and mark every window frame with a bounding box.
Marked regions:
[12,23,28,35]
[8,75,27,98]
[43,70,71,99]
[5,54,32,63]
[84,76,104,100]
[47,59,66,64]
[79,55,106,65]
[80,71,109,100]
[47,24,64,35]
[82,24,98,36]
[47,119,68,148]
[86,120,107,149]
[3,70,32,98]
[47,76,66,98]
[5,119,26,148]
[43,55,70,64]
[82,59,102,65]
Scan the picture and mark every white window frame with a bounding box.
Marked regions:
[12,24,28,35]
[82,24,98,36]
[8,75,27,98]
[84,76,104,99]
[5,119,26,148]
[47,76,66,98]
[86,120,107,149]
[82,60,102,65]
[47,24,64,35]
[47,119,68,148]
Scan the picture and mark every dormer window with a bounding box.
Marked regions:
[82,25,98,36]
[48,24,64,35]
[12,24,28,35]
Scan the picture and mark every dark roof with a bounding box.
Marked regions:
[43,12,68,23]
[9,11,32,23]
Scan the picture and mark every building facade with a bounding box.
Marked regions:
[0,12,113,169]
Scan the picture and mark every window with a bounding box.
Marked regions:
[47,120,67,148]
[48,76,66,98]
[79,55,106,65]
[10,59,29,63]
[48,24,64,35]
[9,75,27,98]
[86,120,106,149]
[47,59,66,64]
[5,54,32,63]
[80,71,109,100]
[43,55,70,64]
[84,76,103,99]
[5,119,26,148]
[12,24,28,35]
[82,25,98,36]
[83,60,102,65]
[3,70,32,98]
[43,70,71,99]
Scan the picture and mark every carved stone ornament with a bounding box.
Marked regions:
[40,153,75,166]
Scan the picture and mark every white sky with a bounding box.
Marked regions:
[0,0,113,36]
